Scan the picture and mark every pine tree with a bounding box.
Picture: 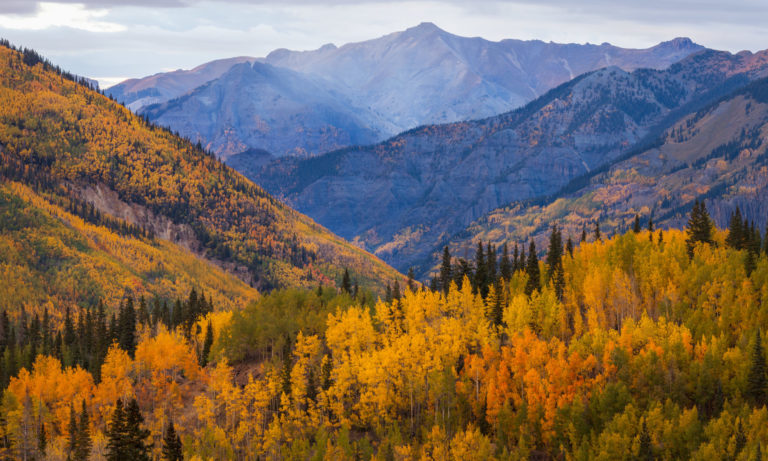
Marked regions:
[341,268,352,294]
[124,399,151,461]
[747,330,767,406]
[486,242,497,286]
[566,236,574,257]
[200,321,213,367]
[524,240,541,296]
[75,399,91,460]
[686,200,714,258]
[545,224,563,280]
[474,241,488,296]
[632,214,641,233]
[68,401,78,456]
[119,297,137,357]
[594,222,601,241]
[162,420,183,461]
[735,419,747,456]
[440,246,452,294]
[407,268,416,292]
[500,243,512,281]
[512,243,520,273]
[106,399,128,461]
[392,279,401,301]
[581,224,587,243]
[648,215,654,233]
[726,207,745,249]
[638,419,653,461]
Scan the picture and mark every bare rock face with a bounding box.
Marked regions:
[109,24,703,158]
[251,49,768,275]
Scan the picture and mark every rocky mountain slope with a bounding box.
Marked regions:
[252,48,768,275]
[109,23,703,157]
[141,62,383,158]
[445,76,768,274]
[0,44,401,294]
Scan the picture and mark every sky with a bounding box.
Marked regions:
[0,0,766,88]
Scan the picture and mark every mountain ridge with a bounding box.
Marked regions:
[108,23,704,157]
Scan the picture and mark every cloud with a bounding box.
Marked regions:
[1,0,766,86]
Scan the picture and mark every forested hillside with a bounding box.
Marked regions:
[253,47,768,276]
[448,75,768,267]
[0,42,401,293]
[1,202,768,459]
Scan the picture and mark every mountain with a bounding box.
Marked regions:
[107,56,256,112]
[0,43,401,303]
[444,75,768,270]
[109,23,703,157]
[141,62,384,158]
[262,22,703,130]
[251,48,768,276]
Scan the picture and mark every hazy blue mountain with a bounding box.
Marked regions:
[141,62,384,158]
[251,48,768,275]
[108,56,256,111]
[108,23,703,157]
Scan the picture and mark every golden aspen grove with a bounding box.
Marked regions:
[1,30,768,461]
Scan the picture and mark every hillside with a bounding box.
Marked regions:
[0,180,258,316]
[446,77,768,268]
[253,48,768,276]
[111,23,703,157]
[0,43,401,293]
[4,224,768,459]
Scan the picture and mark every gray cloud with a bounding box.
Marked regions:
[1,0,766,87]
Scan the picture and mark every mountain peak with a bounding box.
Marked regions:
[655,37,700,50]
[402,22,445,36]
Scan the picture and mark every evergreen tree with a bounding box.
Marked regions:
[124,399,151,461]
[764,220,768,255]
[581,224,587,243]
[341,268,352,294]
[392,279,401,301]
[474,241,488,296]
[490,279,504,327]
[685,200,714,258]
[75,399,91,460]
[524,240,541,296]
[648,215,654,233]
[638,419,653,461]
[735,420,747,456]
[632,214,641,233]
[594,222,601,241]
[200,321,213,367]
[63,306,76,348]
[407,268,416,292]
[119,297,137,357]
[566,236,574,258]
[726,207,745,249]
[545,224,563,280]
[486,242,497,286]
[747,330,768,406]
[161,420,183,461]
[68,401,78,456]
[500,243,512,281]
[106,399,128,461]
[440,246,452,294]
[512,243,520,273]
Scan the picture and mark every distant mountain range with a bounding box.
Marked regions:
[249,48,768,277]
[108,23,703,157]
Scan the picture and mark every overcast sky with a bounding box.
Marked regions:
[0,0,766,88]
